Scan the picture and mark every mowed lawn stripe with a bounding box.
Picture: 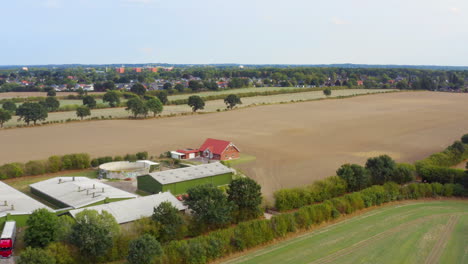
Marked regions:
[439,214,468,264]
[224,201,468,264]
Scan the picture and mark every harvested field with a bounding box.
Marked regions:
[223,200,468,264]
[1,92,468,198]
[1,89,391,127]
[0,91,104,99]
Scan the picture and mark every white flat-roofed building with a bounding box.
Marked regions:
[0,181,52,218]
[30,177,138,209]
[68,192,186,224]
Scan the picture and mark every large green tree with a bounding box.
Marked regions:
[70,209,120,260]
[16,102,48,125]
[24,208,59,248]
[82,95,96,108]
[188,95,205,112]
[130,83,146,96]
[145,97,164,117]
[2,100,17,113]
[228,177,263,222]
[365,155,397,185]
[126,97,148,118]
[224,94,242,109]
[103,90,120,107]
[0,108,12,128]
[76,105,91,120]
[183,184,234,231]
[41,96,60,112]
[152,201,186,242]
[174,83,185,92]
[18,247,56,264]
[336,164,371,191]
[127,234,162,264]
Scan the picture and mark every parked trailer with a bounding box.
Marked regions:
[0,221,16,258]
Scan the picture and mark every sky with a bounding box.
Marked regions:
[1,0,467,66]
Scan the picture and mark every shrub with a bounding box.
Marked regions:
[46,156,62,173]
[0,162,24,179]
[365,155,397,185]
[25,160,46,176]
[393,163,416,184]
[124,154,138,162]
[462,134,468,144]
[136,151,149,160]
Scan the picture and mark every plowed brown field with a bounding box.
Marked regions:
[1,91,468,197]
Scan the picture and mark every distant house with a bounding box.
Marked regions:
[199,138,240,161]
[116,67,125,74]
[356,80,364,86]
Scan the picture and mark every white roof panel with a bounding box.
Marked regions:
[30,177,137,209]
[68,192,185,224]
[0,181,52,218]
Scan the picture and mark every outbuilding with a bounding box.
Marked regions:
[68,192,185,224]
[137,163,234,195]
[30,177,138,209]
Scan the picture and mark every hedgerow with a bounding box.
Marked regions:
[157,181,465,264]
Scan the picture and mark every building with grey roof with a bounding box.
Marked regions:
[137,162,234,195]
[0,181,52,218]
[30,177,138,209]
[68,191,185,224]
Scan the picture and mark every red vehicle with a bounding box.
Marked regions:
[0,221,16,258]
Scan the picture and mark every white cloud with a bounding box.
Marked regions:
[449,7,461,15]
[331,17,349,25]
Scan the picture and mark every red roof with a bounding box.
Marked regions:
[199,138,235,155]
[176,148,199,154]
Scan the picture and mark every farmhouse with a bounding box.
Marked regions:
[30,177,138,209]
[0,181,52,219]
[199,138,240,161]
[68,192,185,224]
[137,163,234,195]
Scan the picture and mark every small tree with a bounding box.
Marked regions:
[46,90,56,97]
[18,247,56,264]
[224,94,242,110]
[174,83,185,92]
[103,90,121,107]
[76,88,86,98]
[336,164,371,192]
[24,208,59,248]
[228,177,263,222]
[70,209,120,260]
[323,88,332,96]
[2,100,17,112]
[462,134,468,144]
[130,83,146,96]
[188,95,205,112]
[76,106,91,120]
[127,234,162,264]
[156,91,168,105]
[183,184,234,231]
[146,97,164,117]
[126,97,148,118]
[16,102,48,125]
[152,201,186,242]
[82,95,96,108]
[0,108,12,128]
[42,96,60,112]
[163,82,172,90]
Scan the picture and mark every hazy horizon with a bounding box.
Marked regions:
[2,0,467,66]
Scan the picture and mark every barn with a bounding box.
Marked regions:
[199,138,240,161]
[137,163,234,195]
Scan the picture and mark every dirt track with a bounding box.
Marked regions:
[1,91,468,198]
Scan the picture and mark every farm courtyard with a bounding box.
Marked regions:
[1,91,468,198]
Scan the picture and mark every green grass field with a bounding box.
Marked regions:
[225,200,468,264]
